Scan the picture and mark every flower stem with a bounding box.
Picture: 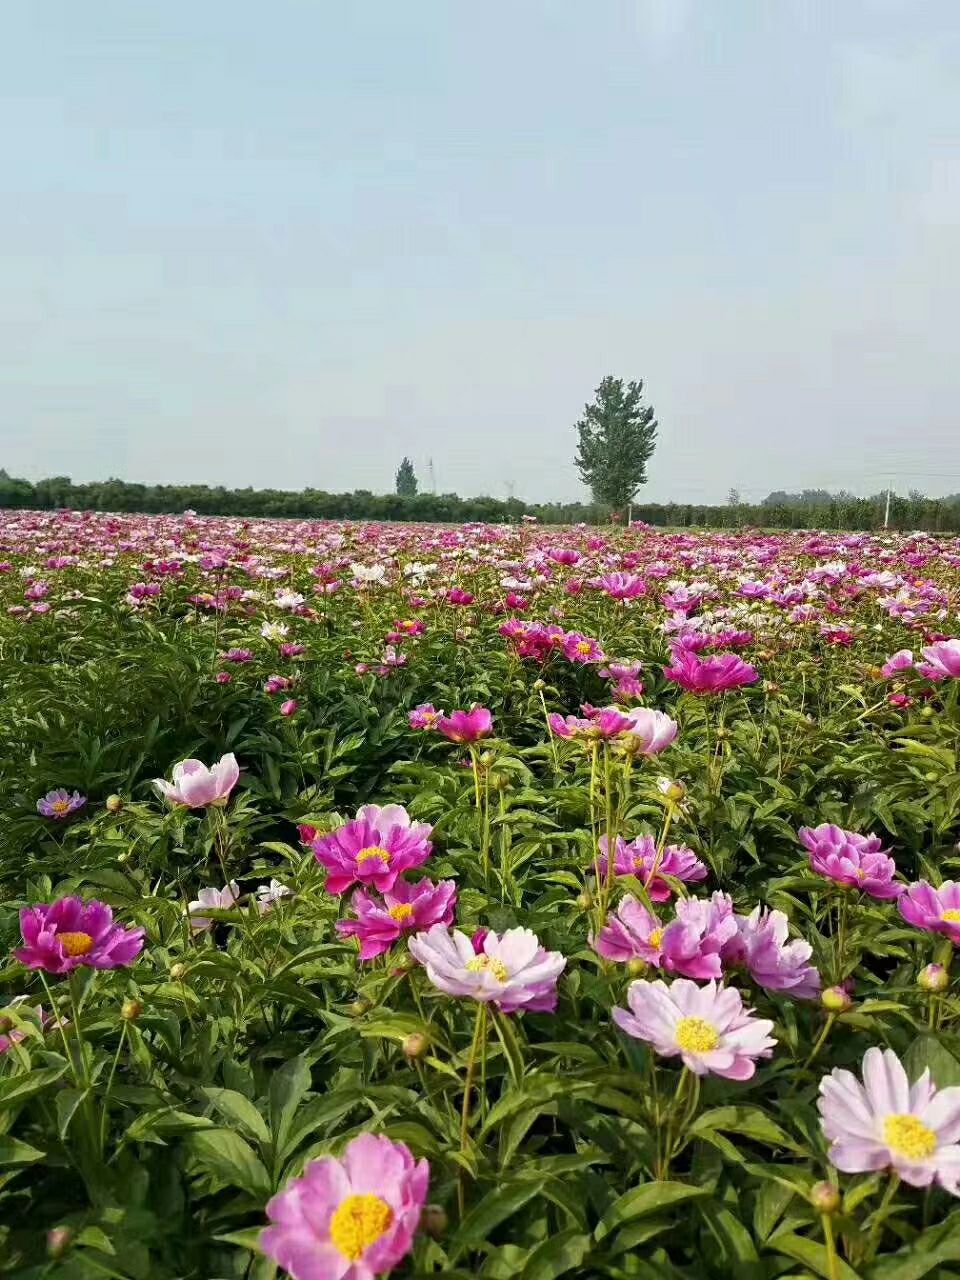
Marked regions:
[822,1212,840,1280]
[802,1013,836,1072]
[458,1002,488,1214]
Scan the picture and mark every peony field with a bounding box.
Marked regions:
[4,506,960,1280]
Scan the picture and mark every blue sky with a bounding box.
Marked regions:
[2,1,958,502]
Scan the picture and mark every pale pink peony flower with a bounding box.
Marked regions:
[881,649,914,678]
[188,881,240,932]
[721,905,820,999]
[613,977,776,1079]
[261,1132,429,1279]
[154,754,240,809]
[919,639,960,679]
[818,1046,960,1192]
[408,703,443,730]
[309,804,433,895]
[408,924,565,1014]
[899,880,960,944]
[594,898,665,965]
[337,879,457,960]
[659,892,738,980]
[799,823,903,899]
[620,707,679,755]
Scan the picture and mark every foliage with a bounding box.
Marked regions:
[574,377,658,511]
[395,458,419,498]
[1,510,960,1278]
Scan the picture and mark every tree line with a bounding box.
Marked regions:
[2,468,960,530]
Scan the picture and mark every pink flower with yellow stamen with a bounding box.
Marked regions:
[337,879,457,960]
[309,804,433,895]
[15,898,144,974]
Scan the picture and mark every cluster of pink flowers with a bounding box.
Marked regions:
[596,834,707,900]
[548,705,678,754]
[498,619,606,666]
[799,824,903,899]
[596,892,819,998]
[408,704,493,743]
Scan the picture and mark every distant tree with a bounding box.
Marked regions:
[727,488,741,506]
[574,376,657,511]
[395,457,418,497]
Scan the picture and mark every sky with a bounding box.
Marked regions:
[2,1,958,504]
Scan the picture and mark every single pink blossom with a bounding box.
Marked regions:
[659,892,738,980]
[188,881,240,932]
[409,924,565,1013]
[664,648,758,694]
[153,754,240,808]
[310,804,433,895]
[799,824,903,899]
[597,834,708,901]
[721,905,820,999]
[919,639,960,679]
[899,880,960,944]
[881,649,914,678]
[337,878,458,959]
[594,898,665,965]
[15,898,144,974]
[436,707,492,743]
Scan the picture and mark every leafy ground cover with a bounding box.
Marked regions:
[2,509,960,1279]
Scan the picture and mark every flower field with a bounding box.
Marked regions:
[4,509,960,1279]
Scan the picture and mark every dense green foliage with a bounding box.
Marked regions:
[574,377,658,510]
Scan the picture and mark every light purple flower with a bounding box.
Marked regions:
[881,649,914,678]
[799,824,903,899]
[36,789,86,820]
[899,880,960,944]
[596,835,708,902]
[261,1132,429,1280]
[15,898,145,974]
[721,906,821,999]
[256,879,293,914]
[613,977,776,1079]
[919,639,960,679]
[408,703,443,730]
[154,754,240,809]
[408,924,565,1014]
[337,879,457,960]
[659,892,738,980]
[819,1046,960,1193]
[188,881,240,932]
[594,898,665,965]
[620,707,679,755]
[309,804,433,895]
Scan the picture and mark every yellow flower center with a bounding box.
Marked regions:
[50,800,72,815]
[674,1016,720,1053]
[942,909,960,923]
[648,928,664,949]
[329,1193,394,1262]
[466,954,509,982]
[356,845,391,865]
[58,931,94,957]
[388,903,415,922]
[883,1114,937,1160]
[576,641,593,655]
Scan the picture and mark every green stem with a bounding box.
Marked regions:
[458,1002,488,1214]
[99,1022,128,1155]
[802,1013,837,1072]
[866,1175,900,1262]
[822,1213,840,1280]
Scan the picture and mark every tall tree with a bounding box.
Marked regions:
[574,377,657,510]
[395,457,418,497]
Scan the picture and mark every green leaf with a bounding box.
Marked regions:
[0,1136,45,1166]
[867,1208,960,1278]
[0,1064,68,1109]
[521,1230,592,1280]
[770,1230,861,1279]
[690,1106,805,1154]
[189,1128,272,1198]
[452,1179,547,1256]
[595,1182,710,1242]
[202,1088,271,1145]
[268,1055,311,1155]
[904,1035,960,1089]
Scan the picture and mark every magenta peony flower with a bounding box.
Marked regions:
[597,572,647,601]
[36,789,86,820]
[280,698,299,716]
[620,707,679,755]
[919,639,960,679]
[408,703,443,730]
[613,977,776,1079]
[799,823,903,899]
[819,1046,960,1193]
[664,648,759,694]
[594,897,665,965]
[548,706,634,740]
[562,632,606,665]
[153,754,240,808]
[721,905,820,999]
[659,892,738,980]
[597,834,708,902]
[310,804,433,895]
[337,878,457,960]
[15,898,144,974]
[188,881,240,932]
[436,707,492,743]
[409,924,565,1014]
[261,1132,429,1280]
[899,880,960,944]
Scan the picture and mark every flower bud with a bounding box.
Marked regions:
[656,778,686,802]
[348,998,371,1018]
[821,986,852,1013]
[924,771,939,784]
[921,705,936,720]
[402,1032,429,1059]
[479,751,495,768]
[533,678,546,690]
[121,998,143,1022]
[919,963,949,992]
[169,962,188,982]
[714,726,730,741]
[809,1181,840,1215]
[576,891,594,911]
[627,957,648,977]
[47,1227,72,1258]
[421,1204,448,1239]
[105,793,123,813]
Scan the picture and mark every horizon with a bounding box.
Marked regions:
[3,2,959,502]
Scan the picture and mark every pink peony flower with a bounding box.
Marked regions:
[36,789,86,820]
[598,572,647,601]
[799,823,903,899]
[408,703,443,730]
[620,707,679,755]
[15,898,144,974]
[337,878,458,959]
[659,892,738,980]
[310,804,433,895]
[188,881,240,932]
[721,905,820,999]
[280,698,299,716]
[261,1132,429,1280]
[899,880,960,944]
[562,632,606,664]
[919,639,960,679]
[881,649,914,678]
[819,1046,960,1192]
[664,648,758,694]
[436,707,492,743]
[594,898,665,965]
[409,924,565,1013]
[154,754,240,809]
[613,977,775,1079]
[597,834,708,902]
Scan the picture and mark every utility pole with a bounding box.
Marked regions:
[427,458,436,494]
[883,486,892,530]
